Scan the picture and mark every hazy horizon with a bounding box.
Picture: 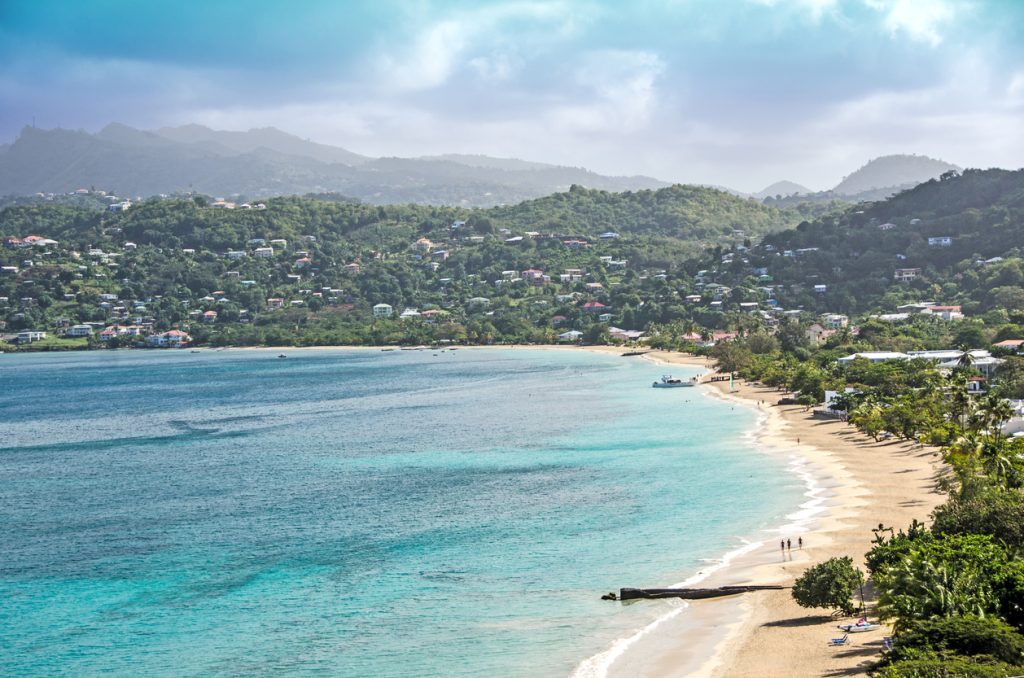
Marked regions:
[2,0,1023,193]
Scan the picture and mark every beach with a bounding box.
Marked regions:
[599,349,946,678]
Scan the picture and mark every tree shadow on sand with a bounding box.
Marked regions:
[762,614,835,628]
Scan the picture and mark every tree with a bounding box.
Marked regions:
[791,556,864,615]
[932,488,1024,549]
[875,534,1014,631]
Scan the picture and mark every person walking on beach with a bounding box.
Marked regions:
[798,537,803,549]
[786,538,791,550]
[780,540,785,551]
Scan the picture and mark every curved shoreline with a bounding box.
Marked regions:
[594,350,945,678]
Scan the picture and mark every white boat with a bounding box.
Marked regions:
[837,620,881,633]
[652,375,699,388]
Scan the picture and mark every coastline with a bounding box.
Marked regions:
[596,350,945,678]
[7,344,947,676]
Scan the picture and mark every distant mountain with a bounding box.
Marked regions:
[832,154,959,196]
[418,154,554,172]
[753,180,812,200]
[154,124,371,166]
[0,124,668,206]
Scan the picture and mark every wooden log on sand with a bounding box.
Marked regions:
[617,585,785,601]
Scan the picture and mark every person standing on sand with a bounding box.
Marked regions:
[780,540,785,551]
[798,537,803,549]
[786,539,791,550]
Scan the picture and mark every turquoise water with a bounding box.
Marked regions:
[0,348,803,677]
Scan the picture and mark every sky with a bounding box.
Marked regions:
[1,0,1022,192]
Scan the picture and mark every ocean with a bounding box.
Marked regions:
[0,348,804,677]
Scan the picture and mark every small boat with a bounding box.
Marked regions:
[837,619,881,633]
[278,354,287,359]
[652,375,699,388]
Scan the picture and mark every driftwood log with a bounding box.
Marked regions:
[617,585,785,601]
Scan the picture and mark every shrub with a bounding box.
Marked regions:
[873,656,1024,678]
[887,615,1024,665]
[792,556,864,615]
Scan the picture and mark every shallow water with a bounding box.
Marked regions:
[0,348,802,677]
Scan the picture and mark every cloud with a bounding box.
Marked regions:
[747,0,840,22]
[372,1,583,92]
[863,0,959,47]
[558,50,666,131]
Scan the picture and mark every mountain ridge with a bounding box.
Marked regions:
[0,124,668,206]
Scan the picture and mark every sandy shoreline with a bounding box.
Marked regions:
[596,350,946,678]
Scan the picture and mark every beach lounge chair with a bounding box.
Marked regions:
[828,634,849,646]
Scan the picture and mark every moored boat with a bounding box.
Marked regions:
[652,375,699,388]
[837,618,881,633]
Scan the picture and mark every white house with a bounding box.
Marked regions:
[373,303,393,318]
[254,247,274,258]
[16,330,47,342]
[147,330,191,347]
[66,324,94,337]
[928,236,953,247]
[837,351,910,364]
[821,314,849,330]
[894,268,921,282]
[558,330,584,342]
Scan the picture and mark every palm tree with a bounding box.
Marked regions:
[956,345,976,370]
[978,392,1014,445]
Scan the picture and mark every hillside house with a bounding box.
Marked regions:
[522,269,547,285]
[266,297,284,310]
[993,339,1024,352]
[270,239,288,248]
[806,323,829,345]
[925,305,964,321]
[147,330,191,347]
[821,313,849,329]
[894,268,921,282]
[226,250,247,260]
[372,303,393,318]
[413,238,434,253]
[202,310,218,323]
[16,330,47,342]
[837,351,910,364]
[254,247,274,258]
[928,236,953,247]
[66,324,93,337]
